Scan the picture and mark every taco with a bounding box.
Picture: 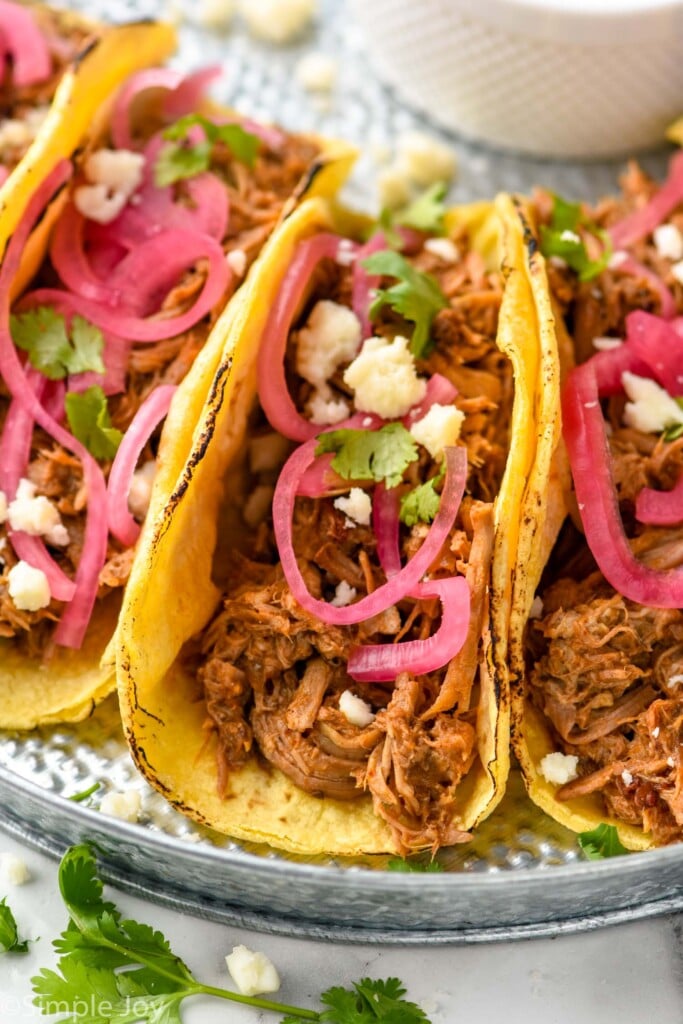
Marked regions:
[513,152,683,850]
[0,53,354,729]
[116,191,550,856]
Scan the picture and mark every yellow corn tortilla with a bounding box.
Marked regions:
[0,19,357,730]
[116,193,552,855]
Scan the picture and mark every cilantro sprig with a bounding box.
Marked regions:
[67,782,102,804]
[399,465,445,527]
[0,897,29,954]
[11,308,105,381]
[386,857,443,874]
[65,385,123,461]
[577,823,629,860]
[539,193,611,282]
[316,423,418,489]
[363,250,448,358]
[155,114,260,186]
[663,397,683,441]
[32,844,431,1023]
[394,182,448,236]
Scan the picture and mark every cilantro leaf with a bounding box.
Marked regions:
[320,978,429,1024]
[0,898,29,954]
[578,823,629,860]
[155,114,260,186]
[395,183,447,235]
[65,386,123,461]
[68,781,102,803]
[363,250,448,358]
[386,857,443,873]
[539,193,611,282]
[316,423,418,489]
[399,475,441,527]
[663,397,683,441]
[11,308,105,381]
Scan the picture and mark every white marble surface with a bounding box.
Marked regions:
[0,832,681,1023]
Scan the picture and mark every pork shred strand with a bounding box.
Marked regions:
[197,240,508,851]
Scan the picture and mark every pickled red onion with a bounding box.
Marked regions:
[625,310,683,396]
[347,576,470,682]
[609,151,683,251]
[258,232,353,441]
[107,384,176,546]
[352,232,385,338]
[403,373,457,426]
[273,444,467,625]
[373,482,401,579]
[0,162,108,646]
[110,67,220,150]
[615,255,676,321]
[563,359,683,607]
[0,1,51,87]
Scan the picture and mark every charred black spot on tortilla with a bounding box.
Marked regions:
[72,36,99,69]
[294,159,325,202]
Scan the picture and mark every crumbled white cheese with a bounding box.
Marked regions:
[409,403,464,459]
[0,489,7,524]
[609,250,628,269]
[528,595,544,619]
[339,689,375,727]
[197,0,235,28]
[238,0,316,43]
[621,769,634,786]
[539,752,579,786]
[74,184,129,225]
[243,484,275,527]
[226,945,281,996]
[296,300,362,389]
[376,163,411,211]
[0,853,30,886]
[85,148,145,194]
[560,229,580,245]
[7,561,51,611]
[75,148,145,225]
[667,673,683,690]
[667,756,676,768]
[127,460,157,522]
[226,247,248,278]
[396,131,457,188]
[343,334,426,419]
[654,223,683,262]
[671,259,683,286]
[592,335,623,352]
[621,371,683,434]
[424,237,460,263]
[652,726,660,739]
[99,790,142,823]
[336,239,356,267]
[334,487,371,526]
[295,52,337,92]
[331,580,357,607]
[306,389,350,425]
[8,481,69,546]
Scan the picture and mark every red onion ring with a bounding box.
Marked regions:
[0,1,51,87]
[609,151,683,251]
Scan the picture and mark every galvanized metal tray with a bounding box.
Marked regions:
[0,0,681,944]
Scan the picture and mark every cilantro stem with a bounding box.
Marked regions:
[195,982,321,1019]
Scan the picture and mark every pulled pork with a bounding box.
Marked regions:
[528,164,683,844]
[0,130,320,653]
[197,235,508,852]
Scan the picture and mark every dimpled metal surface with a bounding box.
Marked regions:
[0,0,681,943]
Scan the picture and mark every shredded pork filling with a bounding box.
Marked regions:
[528,168,683,844]
[195,239,509,852]
[0,132,320,654]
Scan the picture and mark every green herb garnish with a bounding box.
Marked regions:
[67,782,101,804]
[577,823,629,860]
[32,844,431,1023]
[399,465,444,527]
[363,250,448,358]
[394,182,448,235]
[316,423,418,489]
[11,308,105,381]
[539,193,611,282]
[155,114,260,186]
[65,386,122,461]
[662,397,683,441]
[386,857,443,874]
[0,897,29,954]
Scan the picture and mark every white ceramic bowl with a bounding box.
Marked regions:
[348,0,683,159]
